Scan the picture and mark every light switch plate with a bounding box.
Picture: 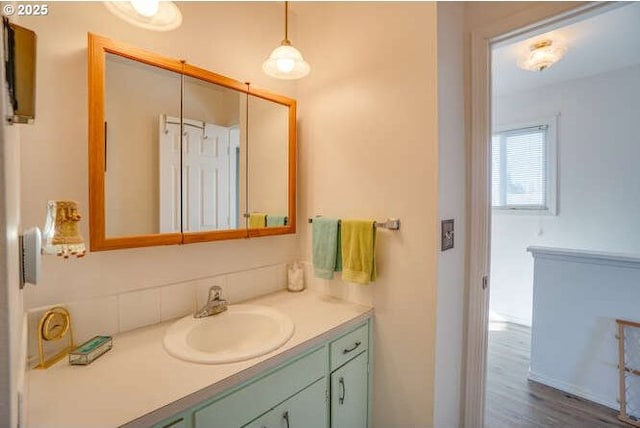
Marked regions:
[441,219,454,251]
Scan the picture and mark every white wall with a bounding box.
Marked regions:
[0,46,25,428]
[296,3,439,427]
[529,247,640,409]
[434,3,466,428]
[490,64,640,326]
[19,2,299,310]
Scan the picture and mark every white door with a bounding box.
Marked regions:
[229,125,240,229]
[160,116,233,232]
[159,115,181,233]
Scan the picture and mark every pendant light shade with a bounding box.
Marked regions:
[263,2,310,80]
[104,1,182,31]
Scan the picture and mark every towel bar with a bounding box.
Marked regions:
[308,217,401,231]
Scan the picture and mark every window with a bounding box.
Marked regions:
[491,118,557,213]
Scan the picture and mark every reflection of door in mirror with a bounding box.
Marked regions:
[104,53,181,238]
[180,76,246,232]
[247,95,290,229]
[159,116,241,232]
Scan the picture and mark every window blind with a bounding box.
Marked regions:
[492,125,548,209]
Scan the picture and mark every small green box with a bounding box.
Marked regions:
[69,336,112,365]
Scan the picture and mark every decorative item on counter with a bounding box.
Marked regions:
[287,262,305,292]
[42,200,86,258]
[35,306,75,369]
[69,336,113,366]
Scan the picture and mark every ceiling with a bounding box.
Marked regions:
[492,3,640,97]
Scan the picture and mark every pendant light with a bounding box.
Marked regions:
[104,1,182,32]
[262,1,310,80]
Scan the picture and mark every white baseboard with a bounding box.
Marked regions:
[527,370,618,410]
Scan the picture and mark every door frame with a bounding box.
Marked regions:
[463,2,618,425]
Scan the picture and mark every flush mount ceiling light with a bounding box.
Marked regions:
[517,39,567,72]
[104,1,182,31]
[262,1,310,80]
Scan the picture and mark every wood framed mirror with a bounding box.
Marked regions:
[88,34,296,251]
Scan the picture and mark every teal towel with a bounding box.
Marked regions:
[312,217,342,279]
[266,215,287,227]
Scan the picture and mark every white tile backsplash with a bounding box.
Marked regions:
[26,263,289,358]
[254,264,287,296]
[118,288,161,332]
[226,269,256,303]
[160,282,196,321]
[67,296,119,344]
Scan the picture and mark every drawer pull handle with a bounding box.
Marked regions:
[283,410,290,428]
[339,377,346,404]
[343,341,362,354]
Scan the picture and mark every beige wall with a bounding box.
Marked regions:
[435,3,466,428]
[297,3,439,427]
[20,2,298,309]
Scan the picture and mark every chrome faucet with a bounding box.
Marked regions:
[194,285,227,318]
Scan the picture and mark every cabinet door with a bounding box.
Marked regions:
[331,352,368,428]
[245,378,327,428]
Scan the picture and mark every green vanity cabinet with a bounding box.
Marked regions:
[156,415,188,428]
[329,323,370,428]
[243,378,328,428]
[152,320,371,428]
[330,352,368,428]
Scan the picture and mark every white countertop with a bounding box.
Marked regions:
[27,290,373,428]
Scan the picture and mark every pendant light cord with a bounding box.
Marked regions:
[283,1,289,44]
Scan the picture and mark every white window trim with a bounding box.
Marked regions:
[492,115,558,215]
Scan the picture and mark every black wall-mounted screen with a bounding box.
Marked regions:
[3,18,36,123]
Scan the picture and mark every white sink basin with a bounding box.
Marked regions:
[163,304,295,364]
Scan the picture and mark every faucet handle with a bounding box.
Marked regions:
[208,285,223,302]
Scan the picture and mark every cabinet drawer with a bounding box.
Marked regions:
[330,323,369,371]
[194,346,327,427]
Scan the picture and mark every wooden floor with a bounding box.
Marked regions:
[486,322,629,428]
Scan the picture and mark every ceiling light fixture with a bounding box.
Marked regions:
[130,0,159,17]
[262,1,310,80]
[104,1,182,31]
[518,39,567,72]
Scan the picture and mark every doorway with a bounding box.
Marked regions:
[483,3,640,426]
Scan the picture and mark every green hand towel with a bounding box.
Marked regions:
[266,215,287,227]
[341,219,376,285]
[312,217,342,280]
[249,213,266,228]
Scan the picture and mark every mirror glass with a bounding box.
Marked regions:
[180,76,247,232]
[90,34,296,251]
[104,53,182,237]
[247,94,290,229]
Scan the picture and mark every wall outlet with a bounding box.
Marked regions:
[441,219,454,251]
